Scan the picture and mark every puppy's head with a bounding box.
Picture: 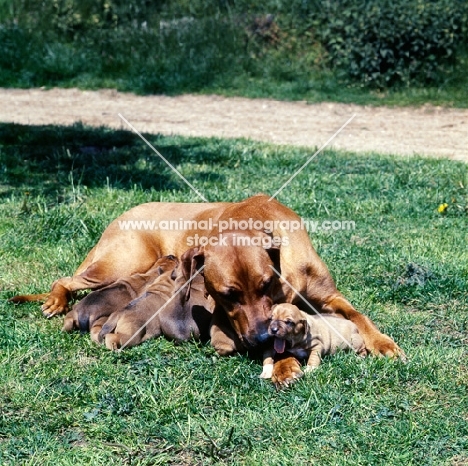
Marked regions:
[268,303,308,353]
[154,255,179,275]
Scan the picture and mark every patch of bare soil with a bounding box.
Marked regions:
[2,87,468,161]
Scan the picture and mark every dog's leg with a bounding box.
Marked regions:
[104,333,122,350]
[209,307,245,356]
[351,333,367,357]
[304,350,322,372]
[105,318,145,350]
[260,348,275,379]
[271,352,304,389]
[90,316,109,344]
[61,309,78,332]
[42,267,106,317]
[322,295,405,359]
[42,242,160,317]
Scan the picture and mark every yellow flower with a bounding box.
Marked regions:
[437,203,449,214]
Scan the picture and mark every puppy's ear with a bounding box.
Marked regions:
[294,319,308,336]
[265,246,281,276]
[180,247,205,301]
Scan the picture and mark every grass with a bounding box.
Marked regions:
[0,122,467,465]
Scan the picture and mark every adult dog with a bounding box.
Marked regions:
[11,194,404,386]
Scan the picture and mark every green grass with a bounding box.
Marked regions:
[0,123,467,465]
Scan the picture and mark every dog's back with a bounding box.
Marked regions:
[305,313,366,356]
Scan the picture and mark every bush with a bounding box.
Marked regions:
[313,0,468,87]
[0,0,467,91]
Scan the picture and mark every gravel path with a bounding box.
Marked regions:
[2,87,468,162]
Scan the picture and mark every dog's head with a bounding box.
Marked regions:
[182,232,283,349]
[268,303,308,354]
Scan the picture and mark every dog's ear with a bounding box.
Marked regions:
[180,247,205,301]
[265,246,281,276]
[294,318,308,336]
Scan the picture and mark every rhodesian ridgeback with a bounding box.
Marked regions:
[260,303,367,382]
[98,248,214,349]
[61,255,178,342]
[11,194,404,386]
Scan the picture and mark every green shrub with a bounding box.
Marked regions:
[313,0,468,87]
[0,0,467,92]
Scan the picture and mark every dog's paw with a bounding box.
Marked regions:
[303,365,318,375]
[41,296,69,318]
[271,354,304,389]
[366,333,407,362]
[104,334,121,351]
[259,363,274,379]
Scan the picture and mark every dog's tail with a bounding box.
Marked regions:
[9,293,50,303]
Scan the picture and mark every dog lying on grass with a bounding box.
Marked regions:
[62,255,179,342]
[260,303,367,381]
[98,248,214,350]
[11,194,404,386]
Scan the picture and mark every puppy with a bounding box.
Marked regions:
[61,255,178,342]
[260,303,367,379]
[98,248,215,350]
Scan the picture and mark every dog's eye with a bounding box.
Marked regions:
[285,319,294,326]
[261,277,273,294]
[220,288,240,301]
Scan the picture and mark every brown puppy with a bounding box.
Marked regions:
[62,255,178,342]
[99,248,214,350]
[261,303,367,380]
[11,194,404,386]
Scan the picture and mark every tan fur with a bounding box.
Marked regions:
[98,248,214,350]
[61,255,178,341]
[261,303,367,379]
[11,194,404,386]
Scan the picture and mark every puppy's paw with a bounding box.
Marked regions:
[104,334,122,351]
[271,354,303,389]
[303,365,318,375]
[259,363,274,379]
[61,315,75,333]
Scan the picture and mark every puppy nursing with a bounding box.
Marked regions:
[261,303,367,379]
[61,255,178,342]
[98,249,214,350]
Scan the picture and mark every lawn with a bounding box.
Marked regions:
[0,122,467,465]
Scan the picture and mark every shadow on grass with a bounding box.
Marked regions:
[0,122,226,198]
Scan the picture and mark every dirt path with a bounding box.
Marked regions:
[2,87,468,162]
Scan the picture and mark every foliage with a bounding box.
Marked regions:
[0,0,467,98]
[311,0,468,87]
